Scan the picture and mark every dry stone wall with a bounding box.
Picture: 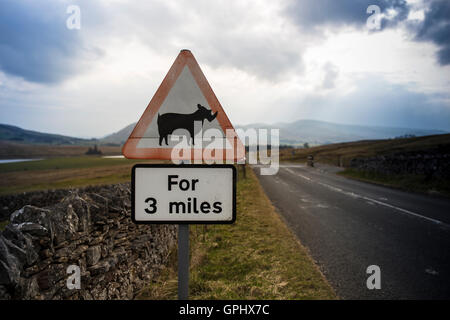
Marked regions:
[349,151,450,179]
[0,183,177,300]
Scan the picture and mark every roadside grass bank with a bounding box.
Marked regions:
[136,166,337,300]
[339,168,450,198]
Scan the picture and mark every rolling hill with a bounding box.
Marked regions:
[0,124,94,145]
[100,119,447,146]
[100,122,136,145]
[2,120,447,148]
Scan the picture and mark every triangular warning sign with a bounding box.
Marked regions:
[122,50,244,162]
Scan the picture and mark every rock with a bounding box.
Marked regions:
[16,222,48,237]
[18,276,40,299]
[36,270,51,291]
[55,247,70,259]
[86,246,101,266]
[88,260,110,276]
[10,206,51,230]
[39,249,53,259]
[0,284,11,299]
[0,235,27,267]
[0,237,21,286]
[71,245,88,259]
[51,204,79,245]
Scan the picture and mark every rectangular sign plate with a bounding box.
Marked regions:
[131,164,236,224]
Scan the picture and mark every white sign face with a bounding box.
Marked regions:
[137,66,229,149]
[132,164,236,224]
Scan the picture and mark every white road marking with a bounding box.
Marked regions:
[285,168,311,181]
[282,167,448,228]
[425,268,439,276]
[278,164,307,168]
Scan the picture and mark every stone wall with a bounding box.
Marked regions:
[0,189,73,222]
[349,151,450,179]
[0,183,177,300]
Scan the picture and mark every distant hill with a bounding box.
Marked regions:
[101,119,448,146]
[100,122,136,146]
[236,119,447,145]
[3,119,447,148]
[0,124,94,145]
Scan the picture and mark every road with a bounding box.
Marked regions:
[254,163,450,299]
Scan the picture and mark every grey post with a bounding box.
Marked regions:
[178,224,189,299]
[178,159,190,300]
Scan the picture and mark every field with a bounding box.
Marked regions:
[279,133,450,166]
[0,140,122,159]
[136,167,337,300]
[0,156,154,195]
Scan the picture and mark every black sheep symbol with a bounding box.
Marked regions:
[157,104,218,146]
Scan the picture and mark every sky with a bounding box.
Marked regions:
[0,0,449,138]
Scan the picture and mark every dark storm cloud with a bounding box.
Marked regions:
[286,0,450,65]
[0,0,101,84]
[286,0,410,30]
[292,75,450,131]
[412,0,450,65]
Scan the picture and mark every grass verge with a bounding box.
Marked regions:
[136,166,337,300]
[339,168,450,197]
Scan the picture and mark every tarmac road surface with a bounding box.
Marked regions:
[254,163,450,299]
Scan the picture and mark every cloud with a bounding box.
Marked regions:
[289,75,450,131]
[286,0,409,31]
[0,0,102,84]
[95,0,308,82]
[285,0,450,66]
[410,0,450,65]
[321,62,339,89]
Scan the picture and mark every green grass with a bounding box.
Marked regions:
[0,156,140,173]
[136,166,337,300]
[339,168,450,197]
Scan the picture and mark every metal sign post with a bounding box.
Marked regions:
[178,224,189,299]
[178,159,190,300]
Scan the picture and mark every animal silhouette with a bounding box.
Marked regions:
[157,104,218,146]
